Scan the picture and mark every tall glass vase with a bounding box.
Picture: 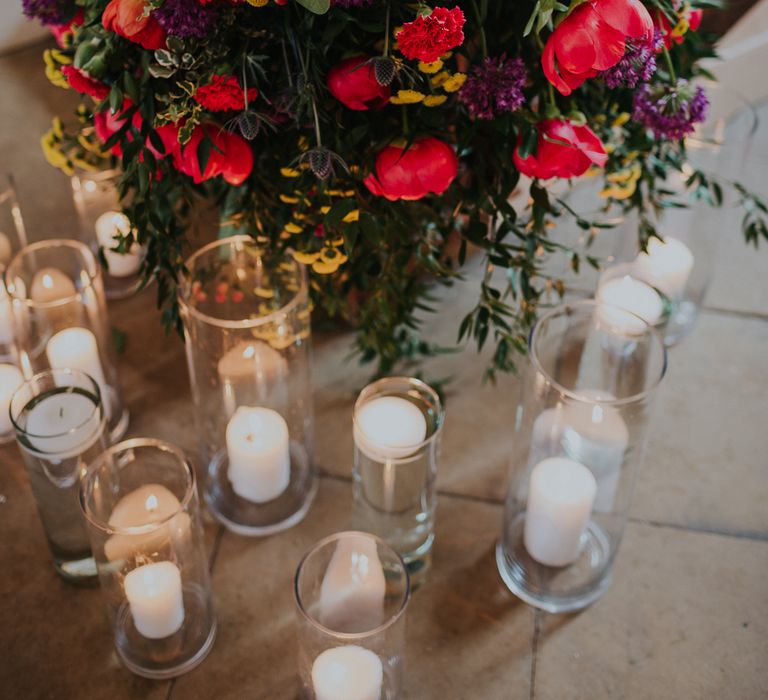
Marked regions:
[178,235,315,535]
[0,174,28,365]
[496,300,667,612]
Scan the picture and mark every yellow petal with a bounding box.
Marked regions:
[389,90,425,105]
[284,222,303,234]
[280,167,300,178]
[418,60,443,74]
[280,194,300,204]
[423,95,447,107]
[293,251,321,265]
[431,70,451,87]
[442,73,467,93]
[342,209,360,223]
[612,112,631,127]
[312,260,340,274]
[319,206,331,215]
[246,0,269,6]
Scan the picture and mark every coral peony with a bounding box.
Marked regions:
[396,7,465,64]
[102,0,167,50]
[327,56,391,111]
[513,120,607,180]
[364,137,458,201]
[542,0,653,96]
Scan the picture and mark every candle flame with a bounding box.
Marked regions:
[145,494,158,512]
[42,274,53,290]
[242,345,255,360]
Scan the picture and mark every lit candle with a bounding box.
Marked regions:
[124,561,185,639]
[319,534,385,632]
[104,484,190,563]
[95,211,145,278]
[217,340,287,416]
[561,391,628,513]
[23,389,102,458]
[633,237,693,300]
[30,268,77,303]
[0,232,11,266]
[354,396,427,461]
[524,457,597,567]
[226,406,290,503]
[0,364,23,435]
[46,328,109,414]
[596,275,664,335]
[312,645,383,700]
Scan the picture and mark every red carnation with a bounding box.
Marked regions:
[542,0,653,96]
[61,66,109,100]
[50,9,83,48]
[513,120,607,180]
[327,56,391,111]
[396,7,466,64]
[364,137,458,201]
[654,7,703,49]
[102,0,167,50]
[194,75,259,112]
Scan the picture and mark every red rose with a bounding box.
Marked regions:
[194,75,259,112]
[396,7,466,64]
[542,0,653,96]
[327,56,391,111]
[176,124,254,185]
[364,137,458,201]
[654,7,703,49]
[61,66,110,100]
[51,10,83,48]
[513,120,607,180]
[102,0,167,50]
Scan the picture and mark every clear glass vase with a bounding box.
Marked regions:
[0,174,28,366]
[3,239,129,441]
[71,168,146,300]
[79,438,216,679]
[295,531,410,700]
[178,235,315,536]
[351,377,444,583]
[9,368,109,581]
[496,300,667,612]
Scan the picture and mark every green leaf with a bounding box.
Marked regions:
[295,0,330,14]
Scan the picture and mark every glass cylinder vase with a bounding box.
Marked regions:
[178,235,315,536]
[3,239,129,441]
[496,300,667,612]
[0,174,28,365]
[79,438,216,679]
[351,377,444,583]
[9,368,109,581]
[71,168,146,299]
[295,531,410,700]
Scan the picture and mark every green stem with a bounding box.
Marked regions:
[662,44,676,83]
[312,98,322,147]
[470,0,488,58]
[383,3,391,57]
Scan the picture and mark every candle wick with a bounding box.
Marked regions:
[59,407,64,418]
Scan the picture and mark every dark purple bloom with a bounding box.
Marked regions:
[600,31,663,89]
[154,0,217,40]
[460,54,527,120]
[632,81,709,140]
[333,0,375,6]
[22,0,73,26]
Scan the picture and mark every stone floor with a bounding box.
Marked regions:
[1,11,768,700]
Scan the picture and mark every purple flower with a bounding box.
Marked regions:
[600,31,663,89]
[22,0,73,26]
[460,55,527,120]
[333,0,376,6]
[154,0,218,40]
[632,81,709,140]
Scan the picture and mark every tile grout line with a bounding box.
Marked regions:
[529,610,541,700]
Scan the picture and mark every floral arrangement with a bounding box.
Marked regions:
[25,0,767,376]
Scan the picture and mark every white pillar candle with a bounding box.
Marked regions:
[0,232,12,266]
[104,484,190,562]
[23,390,102,458]
[312,645,383,700]
[46,328,109,413]
[0,364,23,435]
[355,396,427,461]
[319,534,386,632]
[524,457,597,567]
[218,340,287,416]
[561,390,628,513]
[95,211,145,278]
[124,561,185,639]
[226,406,290,503]
[0,284,14,345]
[596,275,664,335]
[30,268,77,303]
[632,237,694,300]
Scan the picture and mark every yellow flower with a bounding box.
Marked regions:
[342,209,360,223]
[606,162,641,184]
[671,16,690,38]
[319,206,331,215]
[321,247,348,265]
[280,194,300,204]
[601,163,642,200]
[293,251,321,265]
[293,212,307,221]
[284,221,303,234]
[50,49,72,65]
[52,117,64,138]
[298,135,309,151]
[246,0,269,6]
[311,260,340,274]
[418,60,443,74]
[423,95,447,107]
[330,236,345,247]
[441,73,467,93]
[280,167,300,178]
[389,90,425,105]
[612,112,631,127]
[431,70,451,88]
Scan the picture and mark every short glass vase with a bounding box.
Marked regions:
[9,368,110,582]
[79,438,216,679]
[496,300,667,612]
[178,235,316,536]
[295,531,410,700]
